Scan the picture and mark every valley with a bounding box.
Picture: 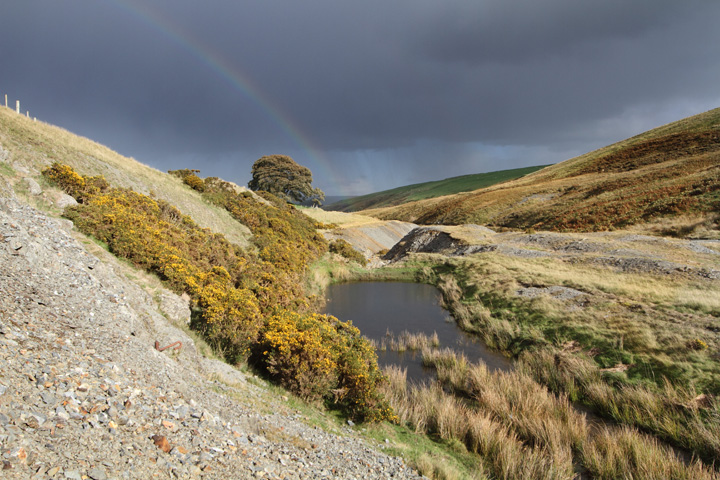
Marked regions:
[1,103,719,479]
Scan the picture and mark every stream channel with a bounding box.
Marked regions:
[323,281,512,382]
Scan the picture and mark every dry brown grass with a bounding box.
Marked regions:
[581,426,718,480]
[299,206,385,228]
[365,108,720,235]
[384,350,719,480]
[0,106,251,247]
[403,251,720,468]
[370,330,440,352]
[382,370,573,480]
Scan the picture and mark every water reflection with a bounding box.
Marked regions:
[323,281,511,382]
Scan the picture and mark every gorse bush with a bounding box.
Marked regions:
[187,266,262,360]
[259,311,342,400]
[168,168,205,192]
[43,162,109,203]
[329,239,368,266]
[257,310,393,420]
[43,162,392,421]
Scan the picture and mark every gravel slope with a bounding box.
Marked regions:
[0,191,422,479]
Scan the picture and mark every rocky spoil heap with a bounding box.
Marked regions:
[384,226,720,279]
[0,194,421,480]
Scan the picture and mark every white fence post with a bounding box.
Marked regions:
[16,100,20,114]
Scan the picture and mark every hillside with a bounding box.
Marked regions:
[0,107,253,248]
[0,105,422,478]
[325,165,548,212]
[365,107,720,236]
[0,192,420,479]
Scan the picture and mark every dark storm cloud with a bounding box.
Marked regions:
[1,1,719,194]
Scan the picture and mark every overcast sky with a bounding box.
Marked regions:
[2,1,719,196]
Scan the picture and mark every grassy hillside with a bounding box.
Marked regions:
[0,106,392,421]
[325,165,548,212]
[367,107,720,236]
[0,106,252,246]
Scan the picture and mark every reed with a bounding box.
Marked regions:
[518,347,720,464]
[380,370,576,480]
[393,347,720,479]
[581,425,718,480]
[372,330,441,353]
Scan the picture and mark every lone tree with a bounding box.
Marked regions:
[248,155,325,205]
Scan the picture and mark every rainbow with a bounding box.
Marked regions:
[106,0,344,191]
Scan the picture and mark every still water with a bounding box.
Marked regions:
[323,282,512,382]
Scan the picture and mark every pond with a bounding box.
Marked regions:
[323,281,512,382]
[324,283,696,467]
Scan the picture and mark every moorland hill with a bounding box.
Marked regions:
[325,165,547,212]
[365,107,720,237]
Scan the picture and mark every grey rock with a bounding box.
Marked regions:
[158,291,191,325]
[23,177,42,196]
[40,391,57,405]
[0,143,9,163]
[87,467,108,480]
[56,193,78,209]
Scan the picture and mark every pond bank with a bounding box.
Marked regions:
[323,281,512,382]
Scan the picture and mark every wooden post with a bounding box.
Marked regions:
[26,111,29,117]
[4,94,6,108]
[16,100,20,114]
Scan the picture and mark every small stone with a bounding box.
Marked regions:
[9,446,27,463]
[152,435,171,453]
[56,405,70,421]
[31,412,47,425]
[347,420,355,427]
[162,420,175,430]
[87,466,108,480]
[64,470,82,480]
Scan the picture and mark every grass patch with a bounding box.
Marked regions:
[0,161,15,177]
[363,415,488,480]
[383,351,718,479]
[325,165,549,213]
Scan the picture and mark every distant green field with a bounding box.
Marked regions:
[324,165,549,212]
